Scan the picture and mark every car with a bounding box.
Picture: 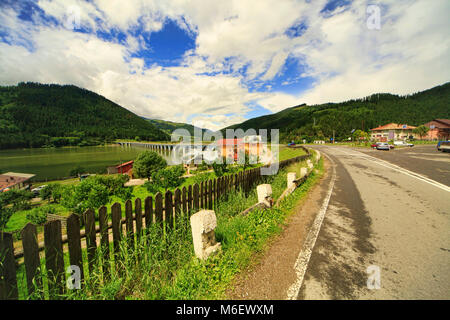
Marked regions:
[376,142,390,150]
[393,140,414,147]
[31,185,47,196]
[288,142,296,146]
[437,140,450,152]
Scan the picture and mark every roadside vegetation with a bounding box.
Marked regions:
[16,152,323,300]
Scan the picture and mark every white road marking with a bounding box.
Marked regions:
[334,148,450,193]
[286,153,337,300]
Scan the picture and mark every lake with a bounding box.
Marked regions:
[0,144,175,181]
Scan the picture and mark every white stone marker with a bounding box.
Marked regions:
[257,184,273,207]
[190,210,221,260]
[307,159,313,169]
[300,167,308,178]
[287,172,297,189]
[315,150,321,162]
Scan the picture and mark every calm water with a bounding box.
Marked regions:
[0,145,174,181]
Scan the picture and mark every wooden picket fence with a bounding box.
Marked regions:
[0,149,310,300]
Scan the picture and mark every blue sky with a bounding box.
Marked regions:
[0,0,449,130]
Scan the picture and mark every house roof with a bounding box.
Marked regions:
[0,172,35,191]
[424,119,450,128]
[371,123,417,131]
[116,160,134,168]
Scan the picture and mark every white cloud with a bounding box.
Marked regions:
[1,0,449,131]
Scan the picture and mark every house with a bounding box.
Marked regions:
[423,119,450,141]
[216,138,243,161]
[216,137,263,161]
[116,160,134,178]
[370,123,418,142]
[0,172,35,192]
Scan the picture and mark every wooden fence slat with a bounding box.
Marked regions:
[174,188,182,218]
[135,198,143,239]
[154,192,163,224]
[165,190,174,228]
[213,178,217,208]
[125,200,134,249]
[66,214,84,286]
[200,181,204,209]
[182,187,187,214]
[0,232,18,300]
[144,196,152,228]
[44,220,65,297]
[208,179,213,210]
[188,185,193,213]
[85,209,97,275]
[193,183,199,211]
[98,206,110,279]
[111,203,122,256]
[21,223,42,297]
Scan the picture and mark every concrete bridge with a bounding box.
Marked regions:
[117,141,209,152]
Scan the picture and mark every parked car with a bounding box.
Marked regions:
[376,142,390,150]
[437,141,450,152]
[394,141,414,147]
[31,185,47,196]
[288,142,296,146]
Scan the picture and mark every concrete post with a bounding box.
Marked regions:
[315,150,321,163]
[307,159,313,169]
[190,210,221,260]
[300,167,308,178]
[287,172,297,189]
[257,184,273,207]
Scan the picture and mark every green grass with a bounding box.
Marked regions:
[13,154,323,300]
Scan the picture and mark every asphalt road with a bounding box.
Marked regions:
[297,145,450,299]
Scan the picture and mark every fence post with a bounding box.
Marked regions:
[193,184,200,211]
[85,209,97,275]
[144,196,153,228]
[21,223,42,298]
[66,214,84,287]
[44,220,65,298]
[0,232,18,300]
[154,192,163,224]
[165,190,174,228]
[98,206,110,280]
[135,198,143,239]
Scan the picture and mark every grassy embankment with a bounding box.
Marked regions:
[14,149,320,300]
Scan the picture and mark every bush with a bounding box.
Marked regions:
[26,206,56,225]
[69,165,86,177]
[151,165,185,191]
[133,151,167,180]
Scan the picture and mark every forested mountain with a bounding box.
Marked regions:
[224,82,450,142]
[0,83,169,149]
[144,118,204,137]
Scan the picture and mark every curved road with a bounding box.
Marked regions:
[297,145,450,299]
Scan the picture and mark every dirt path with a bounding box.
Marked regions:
[226,158,333,299]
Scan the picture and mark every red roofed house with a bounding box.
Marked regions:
[370,123,418,142]
[423,119,450,141]
[0,172,35,192]
[116,160,134,178]
[216,138,243,161]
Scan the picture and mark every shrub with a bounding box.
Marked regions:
[133,151,167,180]
[26,206,56,225]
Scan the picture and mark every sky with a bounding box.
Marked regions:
[0,0,449,131]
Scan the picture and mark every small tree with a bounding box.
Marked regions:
[212,157,228,177]
[69,165,86,177]
[413,125,429,140]
[133,151,167,181]
[151,165,185,191]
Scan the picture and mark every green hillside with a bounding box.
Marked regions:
[145,118,212,139]
[224,82,450,142]
[0,82,169,149]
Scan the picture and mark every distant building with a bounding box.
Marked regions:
[216,137,262,161]
[423,119,450,141]
[116,160,134,178]
[370,123,418,141]
[0,172,35,192]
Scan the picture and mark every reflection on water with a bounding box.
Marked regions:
[0,145,177,181]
